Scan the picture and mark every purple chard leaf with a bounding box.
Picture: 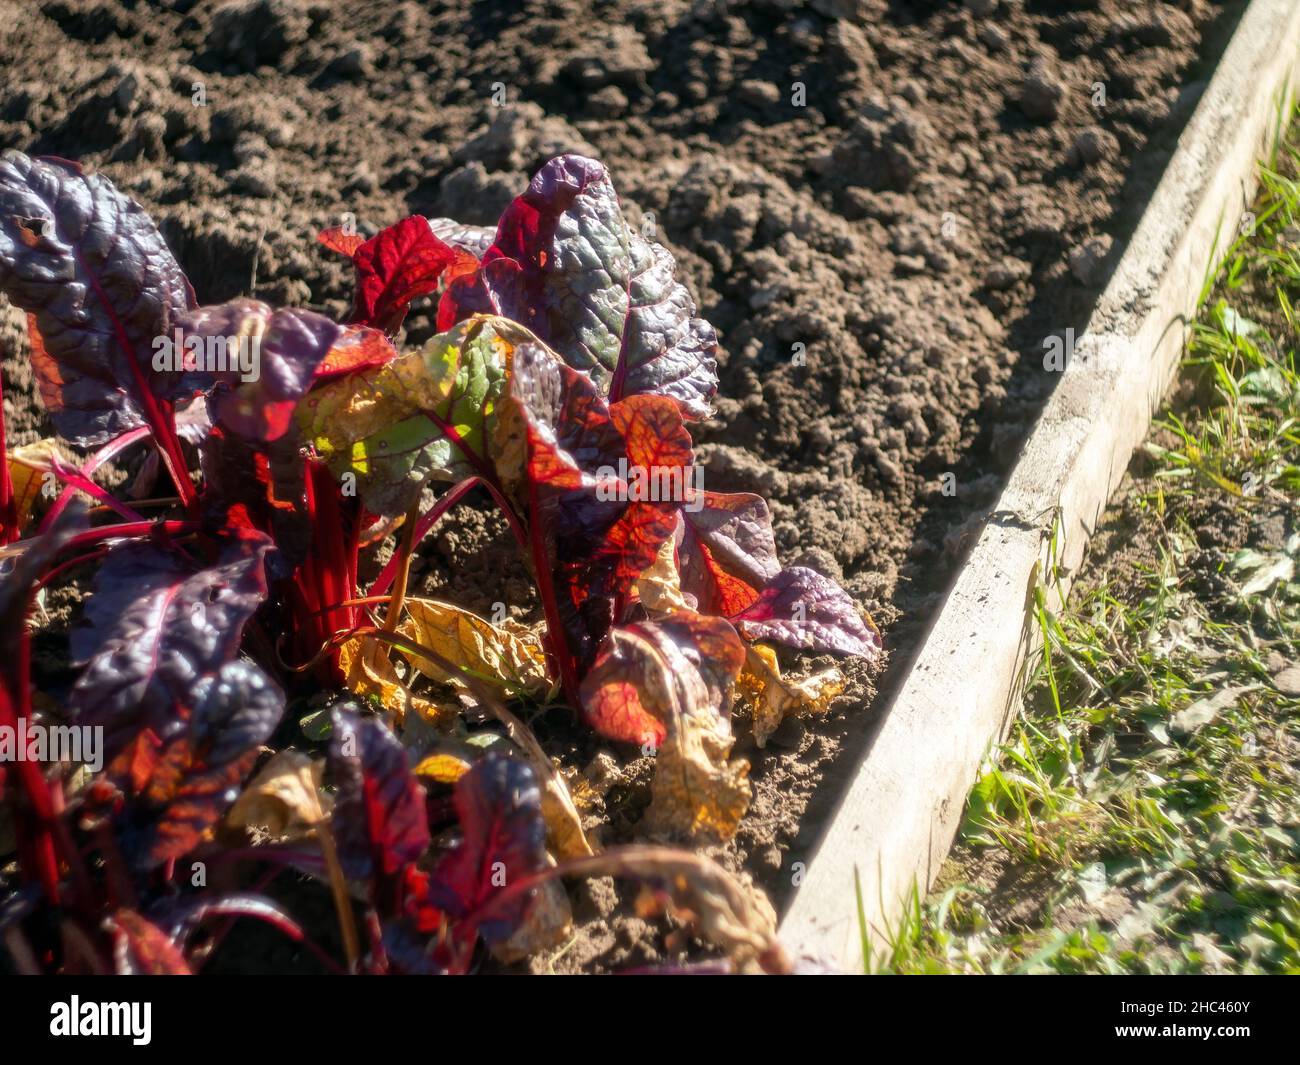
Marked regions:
[68,530,274,755]
[429,754,548,945]
[178,298,396,442]
[731,565,883,659]
[327,709,430,884]
[463,155,718,420]
[0,151,198,464]
[676,490,781,616]
[188,659,285,768]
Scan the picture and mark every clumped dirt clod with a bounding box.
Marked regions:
[0,0,1244,971]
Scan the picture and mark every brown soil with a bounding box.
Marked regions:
[0,0,1246,971]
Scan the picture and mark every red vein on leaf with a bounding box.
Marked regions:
[38,425,152,533]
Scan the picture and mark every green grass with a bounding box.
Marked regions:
[877,103,1300,976]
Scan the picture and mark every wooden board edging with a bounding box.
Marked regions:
[778,0,1300,970]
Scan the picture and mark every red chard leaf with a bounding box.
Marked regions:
[0,151,198,446]
[377,865,453,973]
[399,864,446,936]
[316,324,398,379]
[438,265,495,332]
[731,565,883,659]
[317,226,365,258]
[600,395,695,589]
[649,611,748,713]
[428,220,490,333]
[429,754,547,945]
[580,611,745,744]
[463,155,718,419]
[511,338,628,493]
[327,710,430,883]
[578,630,667,747]
[347,215,458,335]
[107,729,163,799]
[145,753,262,864]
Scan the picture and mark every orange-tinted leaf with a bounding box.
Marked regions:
[580,613,749,839]
[677,491,779,616]
[107,910,192,975]
[318,226,365,258]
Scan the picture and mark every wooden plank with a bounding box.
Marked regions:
[778,0,1300,969]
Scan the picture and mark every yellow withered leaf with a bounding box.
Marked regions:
[633,536,691,615]
[487,374,529,503]
[398,598,554,698]
[736,644,844,748]
[338,635,438,724]
[413,752,472,785]
[395,606,592,859]
[647,712,751,841]
[6,439,62,533]
[538,763,597,860]
[226,750,325,839]
[624,852,778,967]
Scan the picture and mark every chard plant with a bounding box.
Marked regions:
[0,149,881,974]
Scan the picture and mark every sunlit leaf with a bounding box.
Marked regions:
[298,315,519,516]
[580,612,749,839]
[398,598,553,697]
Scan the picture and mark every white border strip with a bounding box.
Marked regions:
[780,0,1300,969]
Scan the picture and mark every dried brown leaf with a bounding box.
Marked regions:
[398,598,554,698]
[736,644,844,748]
[226,750,325,840]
